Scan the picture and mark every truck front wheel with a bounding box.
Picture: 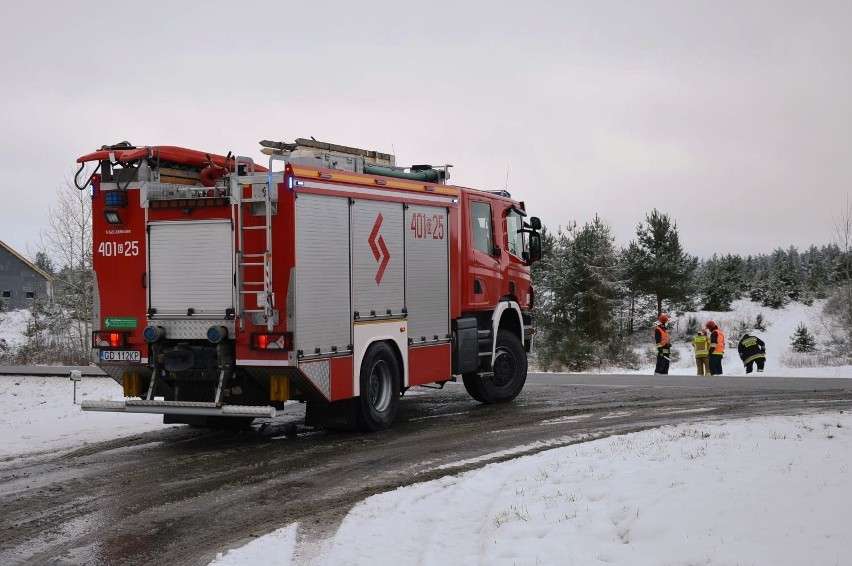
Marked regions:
[462,373,485,402]
[356,342,401,431]
[476,329,527,403]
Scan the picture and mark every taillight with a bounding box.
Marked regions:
[92,331,127,348]
[251,332,293,351]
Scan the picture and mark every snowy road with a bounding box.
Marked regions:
[1,372,851,565]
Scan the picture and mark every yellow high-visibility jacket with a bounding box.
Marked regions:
[692,335,710,358]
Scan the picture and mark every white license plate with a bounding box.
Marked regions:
[99,350,141,362]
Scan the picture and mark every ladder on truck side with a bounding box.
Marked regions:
[234,156,278,332]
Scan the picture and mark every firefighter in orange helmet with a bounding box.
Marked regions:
[706,320,725,375]
[654,314,671,375]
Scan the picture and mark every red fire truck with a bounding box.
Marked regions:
[75,138,541,431]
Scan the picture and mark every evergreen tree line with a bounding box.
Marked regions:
[531,209,852,371]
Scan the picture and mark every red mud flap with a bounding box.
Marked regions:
[80,400,276,419]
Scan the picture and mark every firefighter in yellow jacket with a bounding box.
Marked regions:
[706,320,725,375]
[692,328,710,376]
[654,314,671,375]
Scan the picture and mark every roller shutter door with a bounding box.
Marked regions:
[148,220,234,317]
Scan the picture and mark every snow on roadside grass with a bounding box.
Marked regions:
[0,376,171,464]
[0,308,30,348]
[209,525,299,566]
[314,412,852,566]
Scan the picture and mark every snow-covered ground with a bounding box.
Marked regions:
[217,413,852,566]
[0,308,31,350]
[2,300,852,564]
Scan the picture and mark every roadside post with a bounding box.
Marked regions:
[69,370,82,404]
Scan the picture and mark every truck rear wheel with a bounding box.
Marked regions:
[356,342,401,431]
[476,329,527,404]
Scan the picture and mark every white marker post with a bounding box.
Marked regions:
[69,370,82,404]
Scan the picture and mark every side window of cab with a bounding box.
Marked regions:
[470,201,494,255]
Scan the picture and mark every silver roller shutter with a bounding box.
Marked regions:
[405,205,450,343]
[295,194,352,356]
[352,200,405,319]
[148,220,234,317]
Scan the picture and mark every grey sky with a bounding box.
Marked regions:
[2,1,850,261]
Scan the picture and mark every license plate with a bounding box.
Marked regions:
[99,350,142,362]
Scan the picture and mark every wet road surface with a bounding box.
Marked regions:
[1,373,851,565]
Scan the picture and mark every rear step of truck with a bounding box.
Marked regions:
[80,400,276,418]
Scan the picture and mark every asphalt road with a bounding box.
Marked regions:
[1,372,851,565]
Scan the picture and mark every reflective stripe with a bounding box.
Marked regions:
[744,353,766,364]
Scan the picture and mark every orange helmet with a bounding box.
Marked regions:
[658,314,669,324]
[706,320,717,330]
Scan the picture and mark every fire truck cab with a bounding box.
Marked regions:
[76,138,541,431]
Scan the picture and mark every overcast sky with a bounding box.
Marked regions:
[2,0,850,262]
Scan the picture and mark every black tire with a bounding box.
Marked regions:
[477,329,527,403]
[462,373,486,402]
[356,342,401,432]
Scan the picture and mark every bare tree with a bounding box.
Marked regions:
[820,195,852,358]
[29,181,94,363]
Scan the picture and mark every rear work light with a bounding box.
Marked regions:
[92,331,127,348]
[103,209,123,225]
[251,332,293,351]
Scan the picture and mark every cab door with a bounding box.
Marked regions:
[466,199,502,310]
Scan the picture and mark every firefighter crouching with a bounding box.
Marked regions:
[738,331,766,374]
[706,320,725,375]
[692,328,710,376]
[654,314,671,375]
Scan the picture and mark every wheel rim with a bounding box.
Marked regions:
[490,346,517,388]
[369,359,393,412]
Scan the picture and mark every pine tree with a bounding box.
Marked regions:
[565,216,621,340]
[34,251,55,275]
[624,209,697,317]
[697,254,742,311]
[531,219,631,371]
[754,313,767,331]
[753,270,789,309]
[790,323,817,353]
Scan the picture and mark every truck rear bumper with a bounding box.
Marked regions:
[80,400,276,418]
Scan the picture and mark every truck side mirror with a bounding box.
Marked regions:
[529,216,542,231]
[527,232,542,264]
